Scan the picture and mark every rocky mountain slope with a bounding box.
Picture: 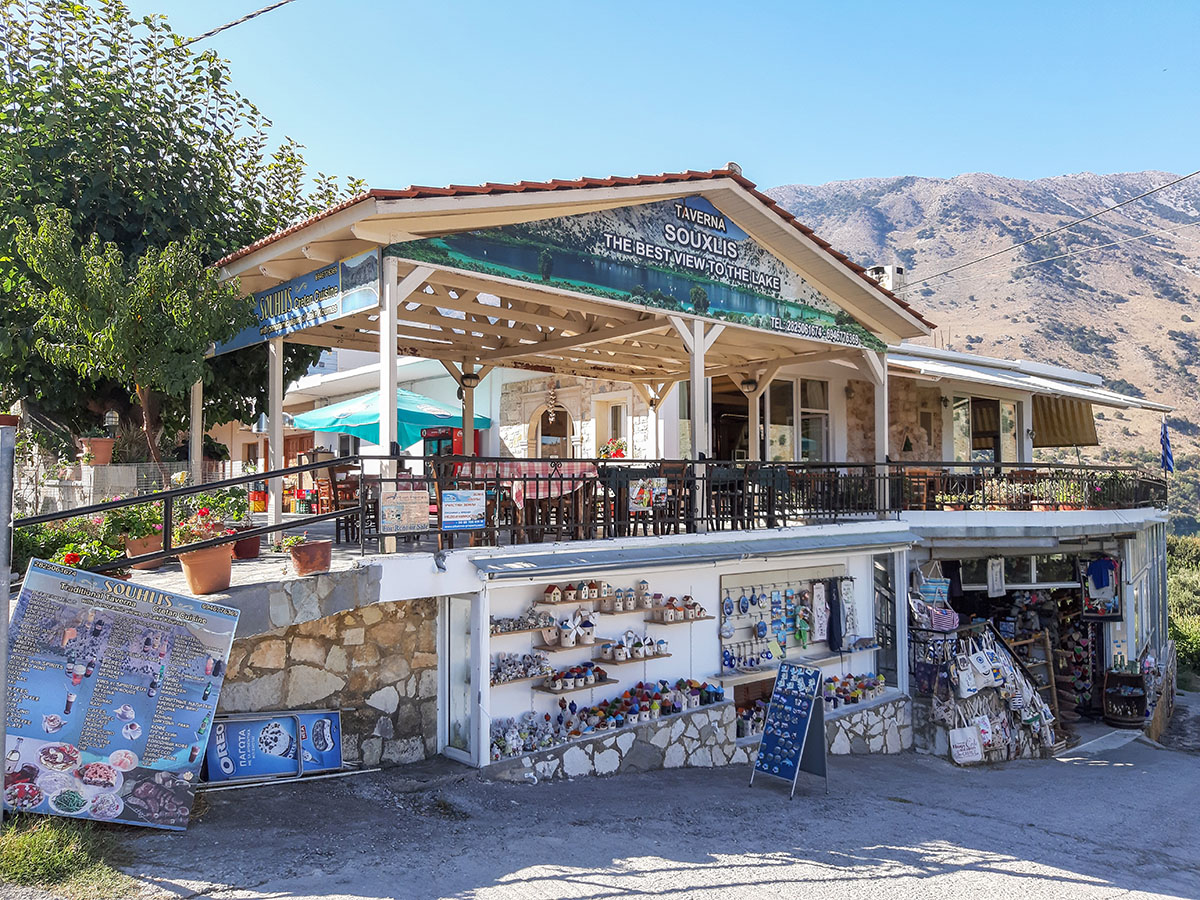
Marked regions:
[766,171,1200,456]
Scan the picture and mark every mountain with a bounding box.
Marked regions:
[766,171,1200,457]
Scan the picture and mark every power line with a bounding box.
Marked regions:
[899,218,1200,294]
[901,168,1200,290]
[184,0,299,46]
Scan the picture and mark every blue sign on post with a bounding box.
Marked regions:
[750,662,827,798]
[214,249,380,356]
[205,710,342,784]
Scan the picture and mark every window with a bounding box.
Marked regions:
[762,378,829,463]
[768,380,794,461]
[609,404,626,441]
[678,382,692,459]
[536,409,572,459]
[338,434,360,457]
[799,380,829,463]
[954,396,1020,464]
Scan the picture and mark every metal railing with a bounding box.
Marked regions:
[887,461,1167,512]
[11,454,1168,574]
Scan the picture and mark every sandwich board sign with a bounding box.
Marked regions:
[749,662,828,798]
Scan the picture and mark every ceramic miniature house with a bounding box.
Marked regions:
[598,581,612,598]
[576,580,589,600]
[587,580,600,600]
[544,585,562,604]
[563,584,577,603]
[636,579,649,599]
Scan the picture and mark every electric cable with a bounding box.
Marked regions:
[900,169,1200,291]
[184,0,299,46]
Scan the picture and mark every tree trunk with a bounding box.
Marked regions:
[134,384,169,486]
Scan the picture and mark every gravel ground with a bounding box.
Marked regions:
[7,703,1199,900]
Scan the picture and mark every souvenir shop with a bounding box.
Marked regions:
[905,518,1172,763]
[460,525,914,774]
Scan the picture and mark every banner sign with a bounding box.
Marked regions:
[4,560,239,830]
[629,478,668,511]
[379,490,430,534]
[205,711,342,784]
[441,489,487,531]
[387,196,884,351]
[214,249,381,356]
[750,662,827,797]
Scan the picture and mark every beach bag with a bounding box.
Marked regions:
[932,693,955,724]
[914,659,939,695]
[970,640,1004,689]
[908,594,933,630]
[974,715,997,750]
[929,605,960,632]
[955,652,980,698]
[919,577,951,607]
[950,713,984,765]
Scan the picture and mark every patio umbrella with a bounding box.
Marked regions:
[291,388,491,447]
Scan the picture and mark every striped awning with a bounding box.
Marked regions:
[1032,395,1099,447]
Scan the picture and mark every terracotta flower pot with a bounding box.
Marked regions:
[80,437,115,466]
[125,533,165,570]
[179,544,233,595]
[290,539,332,577]
[232,526,261,560]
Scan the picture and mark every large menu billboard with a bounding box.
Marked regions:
[386,195,885,351]
[3,560,239,830]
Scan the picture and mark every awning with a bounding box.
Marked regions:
[291,388,491,447]
[471,526,915,578]
[1032,395,1098,447]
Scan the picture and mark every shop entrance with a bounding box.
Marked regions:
[711,375,751,460]
[441,594,474,764]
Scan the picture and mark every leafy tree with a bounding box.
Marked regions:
[0,1,363,451]
[16,207,253,476]
[690,285,709,314]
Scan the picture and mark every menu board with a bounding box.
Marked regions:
[750,662,827,797]
[3,559,239,830]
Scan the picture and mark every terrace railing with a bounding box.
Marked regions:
[10,455,1167,575]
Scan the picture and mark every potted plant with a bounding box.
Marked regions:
[103,498,165,570]
[214,487,259,559]
[52,539,129,579]
[273,531,332,577]
[598,437,627,459]
[78,426,115,466]
[173,507,235,595]
[1053,482,1087,511]
[935,491,970,511]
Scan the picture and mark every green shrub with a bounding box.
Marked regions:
[1168,539,1200,670]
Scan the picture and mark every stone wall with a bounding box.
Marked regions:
[484,702,743,781]
[845,379,876,464]
[824,693,912,754]
[889,378,944,462]
[218,597,439,768]
[498,375,651,458]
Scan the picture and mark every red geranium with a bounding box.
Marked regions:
[197,507,210,517]
[62,552,81,566]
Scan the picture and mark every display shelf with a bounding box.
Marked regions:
[644,615,716,626]
[535,598,597,606]
[532,639,616,654]
[532,677,620,696]
[596,607,651,616]
[489,674,551,688]
[712,668,779,687]
[594,652,673,666]
[489,626,552,638]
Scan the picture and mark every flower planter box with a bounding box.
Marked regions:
[231,526,261,560]
[290,539,332,577]
[124,533,164,570]
[179,544,233,595]
[80,437,115,466]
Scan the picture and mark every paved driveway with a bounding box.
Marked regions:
[113,718,1198,900]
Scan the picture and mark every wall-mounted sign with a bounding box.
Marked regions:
[214,249,381,356]
[388,196,884,351]
[205,710,342,784]
[3,560,238,830]
[442,489,487,531]
[379,490,430,534]
[630,478,668,511]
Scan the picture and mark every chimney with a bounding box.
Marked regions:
[865,264,906,293]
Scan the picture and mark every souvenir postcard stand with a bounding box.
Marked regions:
[749,662,827,798]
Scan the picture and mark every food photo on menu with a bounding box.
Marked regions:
[3,560,239,830]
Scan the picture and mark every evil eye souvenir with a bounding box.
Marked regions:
[723,594,734,617]
[756,620,768,639]
[720,620,736,639]
[739,593,750,615]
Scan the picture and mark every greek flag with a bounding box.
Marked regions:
[1161,418,1174,473]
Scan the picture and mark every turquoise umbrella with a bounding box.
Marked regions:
[292,388,491,447]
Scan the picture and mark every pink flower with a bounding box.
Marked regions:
[91,516,103,525]
[153,523,163,531]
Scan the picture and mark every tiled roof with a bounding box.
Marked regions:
[217,167,934,329]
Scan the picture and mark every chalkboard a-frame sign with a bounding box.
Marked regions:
[749,662,828,798]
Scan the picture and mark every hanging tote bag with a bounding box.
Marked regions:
[929,605,960,632]
[955,652,980,698]
[919,577,951,607]
[949,713,984,765]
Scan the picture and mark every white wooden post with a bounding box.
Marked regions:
[189,379,204,484]
[462,362,475,458]
[378,255,400,476]
[267,337,284,528]
[690,320,709,458]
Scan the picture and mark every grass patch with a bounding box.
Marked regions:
[0,814,134,899]
[1178,668,1200,693]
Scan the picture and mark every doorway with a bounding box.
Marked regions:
[441,594,474,764]
[711,375,751,460]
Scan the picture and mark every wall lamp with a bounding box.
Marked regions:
[740,378,758,393]
[461,372,481,389]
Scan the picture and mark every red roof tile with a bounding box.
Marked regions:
[217,167,934,330]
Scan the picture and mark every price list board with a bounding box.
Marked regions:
[750,662,827,798]
[3,560,239,830]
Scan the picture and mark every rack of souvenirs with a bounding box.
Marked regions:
[490,652,554,686]
[489,678,727,760]
[823,672,887,708]
[718,577,865,674]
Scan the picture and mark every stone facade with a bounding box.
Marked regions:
[219,597,439,768]
[824,693,912,755]
[498,375,651,458]
[484,702,742,781]
[844,379,876,464]
[889,378,944,462]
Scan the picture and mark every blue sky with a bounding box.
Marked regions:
[131,0,1199,191]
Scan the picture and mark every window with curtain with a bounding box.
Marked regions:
[800,380,829,462]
